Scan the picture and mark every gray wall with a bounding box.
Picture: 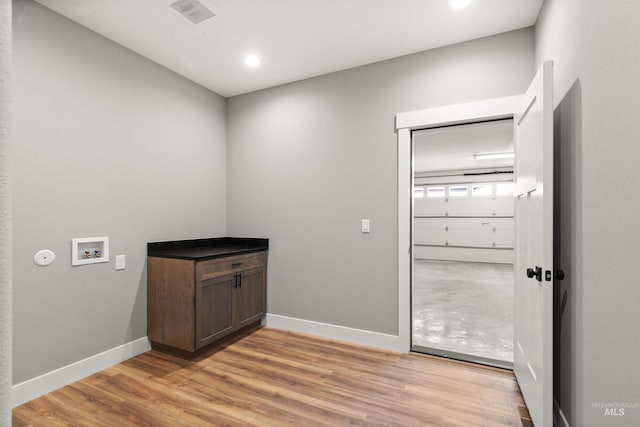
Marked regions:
[1,0,12,423]
[536,0,640,426]
[12,0,227,384]
[227,28,535,335]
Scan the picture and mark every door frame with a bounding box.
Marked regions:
[395,95,522,354]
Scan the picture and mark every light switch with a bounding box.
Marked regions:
[115,255,126,270]
[361,219,370,233]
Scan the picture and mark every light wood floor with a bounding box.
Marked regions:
[13,327,527,426]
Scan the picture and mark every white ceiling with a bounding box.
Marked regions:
[413,119,514,173]
[34,0,543,97]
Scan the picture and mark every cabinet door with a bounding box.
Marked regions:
[195,274,234,349]
[234,267,266,329]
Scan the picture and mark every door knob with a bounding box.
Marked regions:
[526,266,542,281]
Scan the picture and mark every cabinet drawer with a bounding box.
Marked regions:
[196,251,267,281]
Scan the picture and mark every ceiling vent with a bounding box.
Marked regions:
[170,0,215,24]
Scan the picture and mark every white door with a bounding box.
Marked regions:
[513,61,554,427]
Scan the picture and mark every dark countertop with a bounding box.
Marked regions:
[147,237,268,261]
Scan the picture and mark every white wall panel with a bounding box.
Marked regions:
[413,180,514,262]
[414,217,513,247]
[413,246,514,264]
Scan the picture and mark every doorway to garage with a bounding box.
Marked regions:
[411,118,515,369]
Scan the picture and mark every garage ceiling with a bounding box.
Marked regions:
[413,119,515,173]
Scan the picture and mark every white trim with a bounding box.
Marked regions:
[396,95,522,130]
[397,128,412,353]
[554,398,571,427]
[395,95,521,355]
[11,337,150,407]
[265,314,405,353]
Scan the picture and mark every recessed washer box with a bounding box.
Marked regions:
[72,236,109,266]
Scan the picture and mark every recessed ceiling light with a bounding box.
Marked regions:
[449,0,472,10]
[245,54,261,68]
[474,152,515,160]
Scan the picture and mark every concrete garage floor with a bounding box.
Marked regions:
[412,259,513,364]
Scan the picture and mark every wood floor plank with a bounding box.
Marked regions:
[13,327,526,426]
[175,367,331,427]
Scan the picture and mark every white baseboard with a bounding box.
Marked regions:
[12,337,150,407]
[554,398,571,427]
[265,313,406,353]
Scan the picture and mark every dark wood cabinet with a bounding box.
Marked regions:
[234,267,267,329]
[195,274,234,348]
[148,251,267,352]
